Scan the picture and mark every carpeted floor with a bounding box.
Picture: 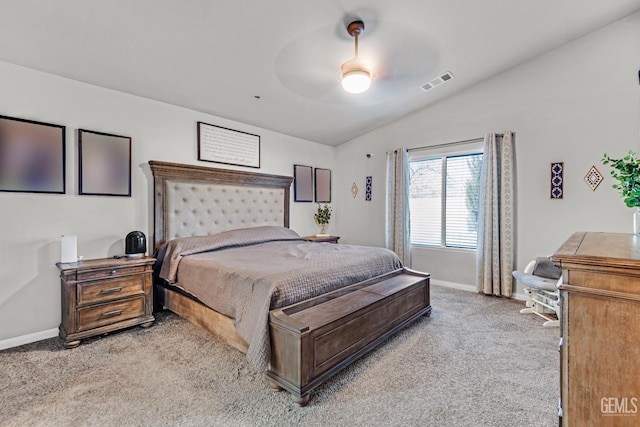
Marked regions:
[0,285,559,427]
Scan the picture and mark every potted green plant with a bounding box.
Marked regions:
[314,203,332,236]
[602,150,640,234]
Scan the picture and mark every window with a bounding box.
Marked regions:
[409,152,483,249]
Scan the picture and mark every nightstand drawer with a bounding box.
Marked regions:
[77,297,144,331]
[76,264,147,281]
[77,275,145,305]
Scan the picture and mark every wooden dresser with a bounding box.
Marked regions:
[552,232,640,426]
[56,256,155,348]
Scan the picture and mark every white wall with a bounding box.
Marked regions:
[335,12,640,291]
[0,61,335,342]
[2,11,639,344]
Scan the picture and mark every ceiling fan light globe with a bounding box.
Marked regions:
[341,70,371,94]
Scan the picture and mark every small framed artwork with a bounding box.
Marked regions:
[0,114,66,194]
[294,164,313,202]
[78,129,131,196]
[550,162,563,199]
[584,165,603,191]
[197,121,260,168]
[315,168,331,203]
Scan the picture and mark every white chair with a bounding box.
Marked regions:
[512,257,562,327]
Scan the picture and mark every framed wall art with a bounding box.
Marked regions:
[0,114,66,194]
[550,162,563,199]
[351,182,358,198]
[584,165,603,191]
[294,164,313,202]
[78,129,131,196]
[197,121,260,168]
[314,168,331,203]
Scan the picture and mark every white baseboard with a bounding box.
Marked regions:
[431,279,476,293]
[0,328,59,351]
[512,291,527,301]
[431,279,527,301]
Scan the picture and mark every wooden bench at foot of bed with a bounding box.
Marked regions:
[268,267,431,406]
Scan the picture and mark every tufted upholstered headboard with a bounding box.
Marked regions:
[149,161,293,249]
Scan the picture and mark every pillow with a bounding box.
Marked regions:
[512,270,559,291]
[532,257,562,280]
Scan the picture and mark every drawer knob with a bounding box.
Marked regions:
[100,309,124,318]
[98,286,124,295]
[110,270,118,275]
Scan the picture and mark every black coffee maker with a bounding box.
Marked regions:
[125,231,146,257]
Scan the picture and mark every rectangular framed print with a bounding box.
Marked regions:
[550,162,564,199]
[0,115,66,194]
[79,129,131,196]
[314,168,331,203]
[294,164,313,202]
[197,121,260,168]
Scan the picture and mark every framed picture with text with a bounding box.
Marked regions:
[197,121,260,168]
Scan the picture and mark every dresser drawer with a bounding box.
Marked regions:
[76,264,147,281]
[77,275,146,305]
[77,297,144,331]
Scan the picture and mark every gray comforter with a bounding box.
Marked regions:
[157,226,403,371]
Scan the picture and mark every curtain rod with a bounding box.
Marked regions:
[408,135,501,152]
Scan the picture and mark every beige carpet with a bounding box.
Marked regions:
[0,285,559,427]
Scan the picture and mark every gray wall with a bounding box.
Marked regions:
[335,12,640,293]
[0,62,335,344]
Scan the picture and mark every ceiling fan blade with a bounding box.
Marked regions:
[274,19,440,104]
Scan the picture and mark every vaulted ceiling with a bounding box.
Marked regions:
[1,1,639,145]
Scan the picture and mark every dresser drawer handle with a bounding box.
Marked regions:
[98,286,125,295]
[109,270,118,275]
[100,309,125,318]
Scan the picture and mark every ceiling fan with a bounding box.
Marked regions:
[273,16,439,104]
[340,20,371,94]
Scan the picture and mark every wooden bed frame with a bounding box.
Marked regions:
[150,160,291,353]
[149,160,431,405]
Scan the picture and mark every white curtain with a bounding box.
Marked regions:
[476,132,515,297]
[385,148,411,266]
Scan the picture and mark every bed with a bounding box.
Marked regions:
[149,160,431,405]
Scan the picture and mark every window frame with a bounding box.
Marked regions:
[409,147,483,251]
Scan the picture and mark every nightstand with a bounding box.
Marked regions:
[56,256,155,349]
[304,235,340,244]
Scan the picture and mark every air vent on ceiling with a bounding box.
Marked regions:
[420,71,455,92]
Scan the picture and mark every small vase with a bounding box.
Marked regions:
[319,224,327,235]
[634,208,640,235]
